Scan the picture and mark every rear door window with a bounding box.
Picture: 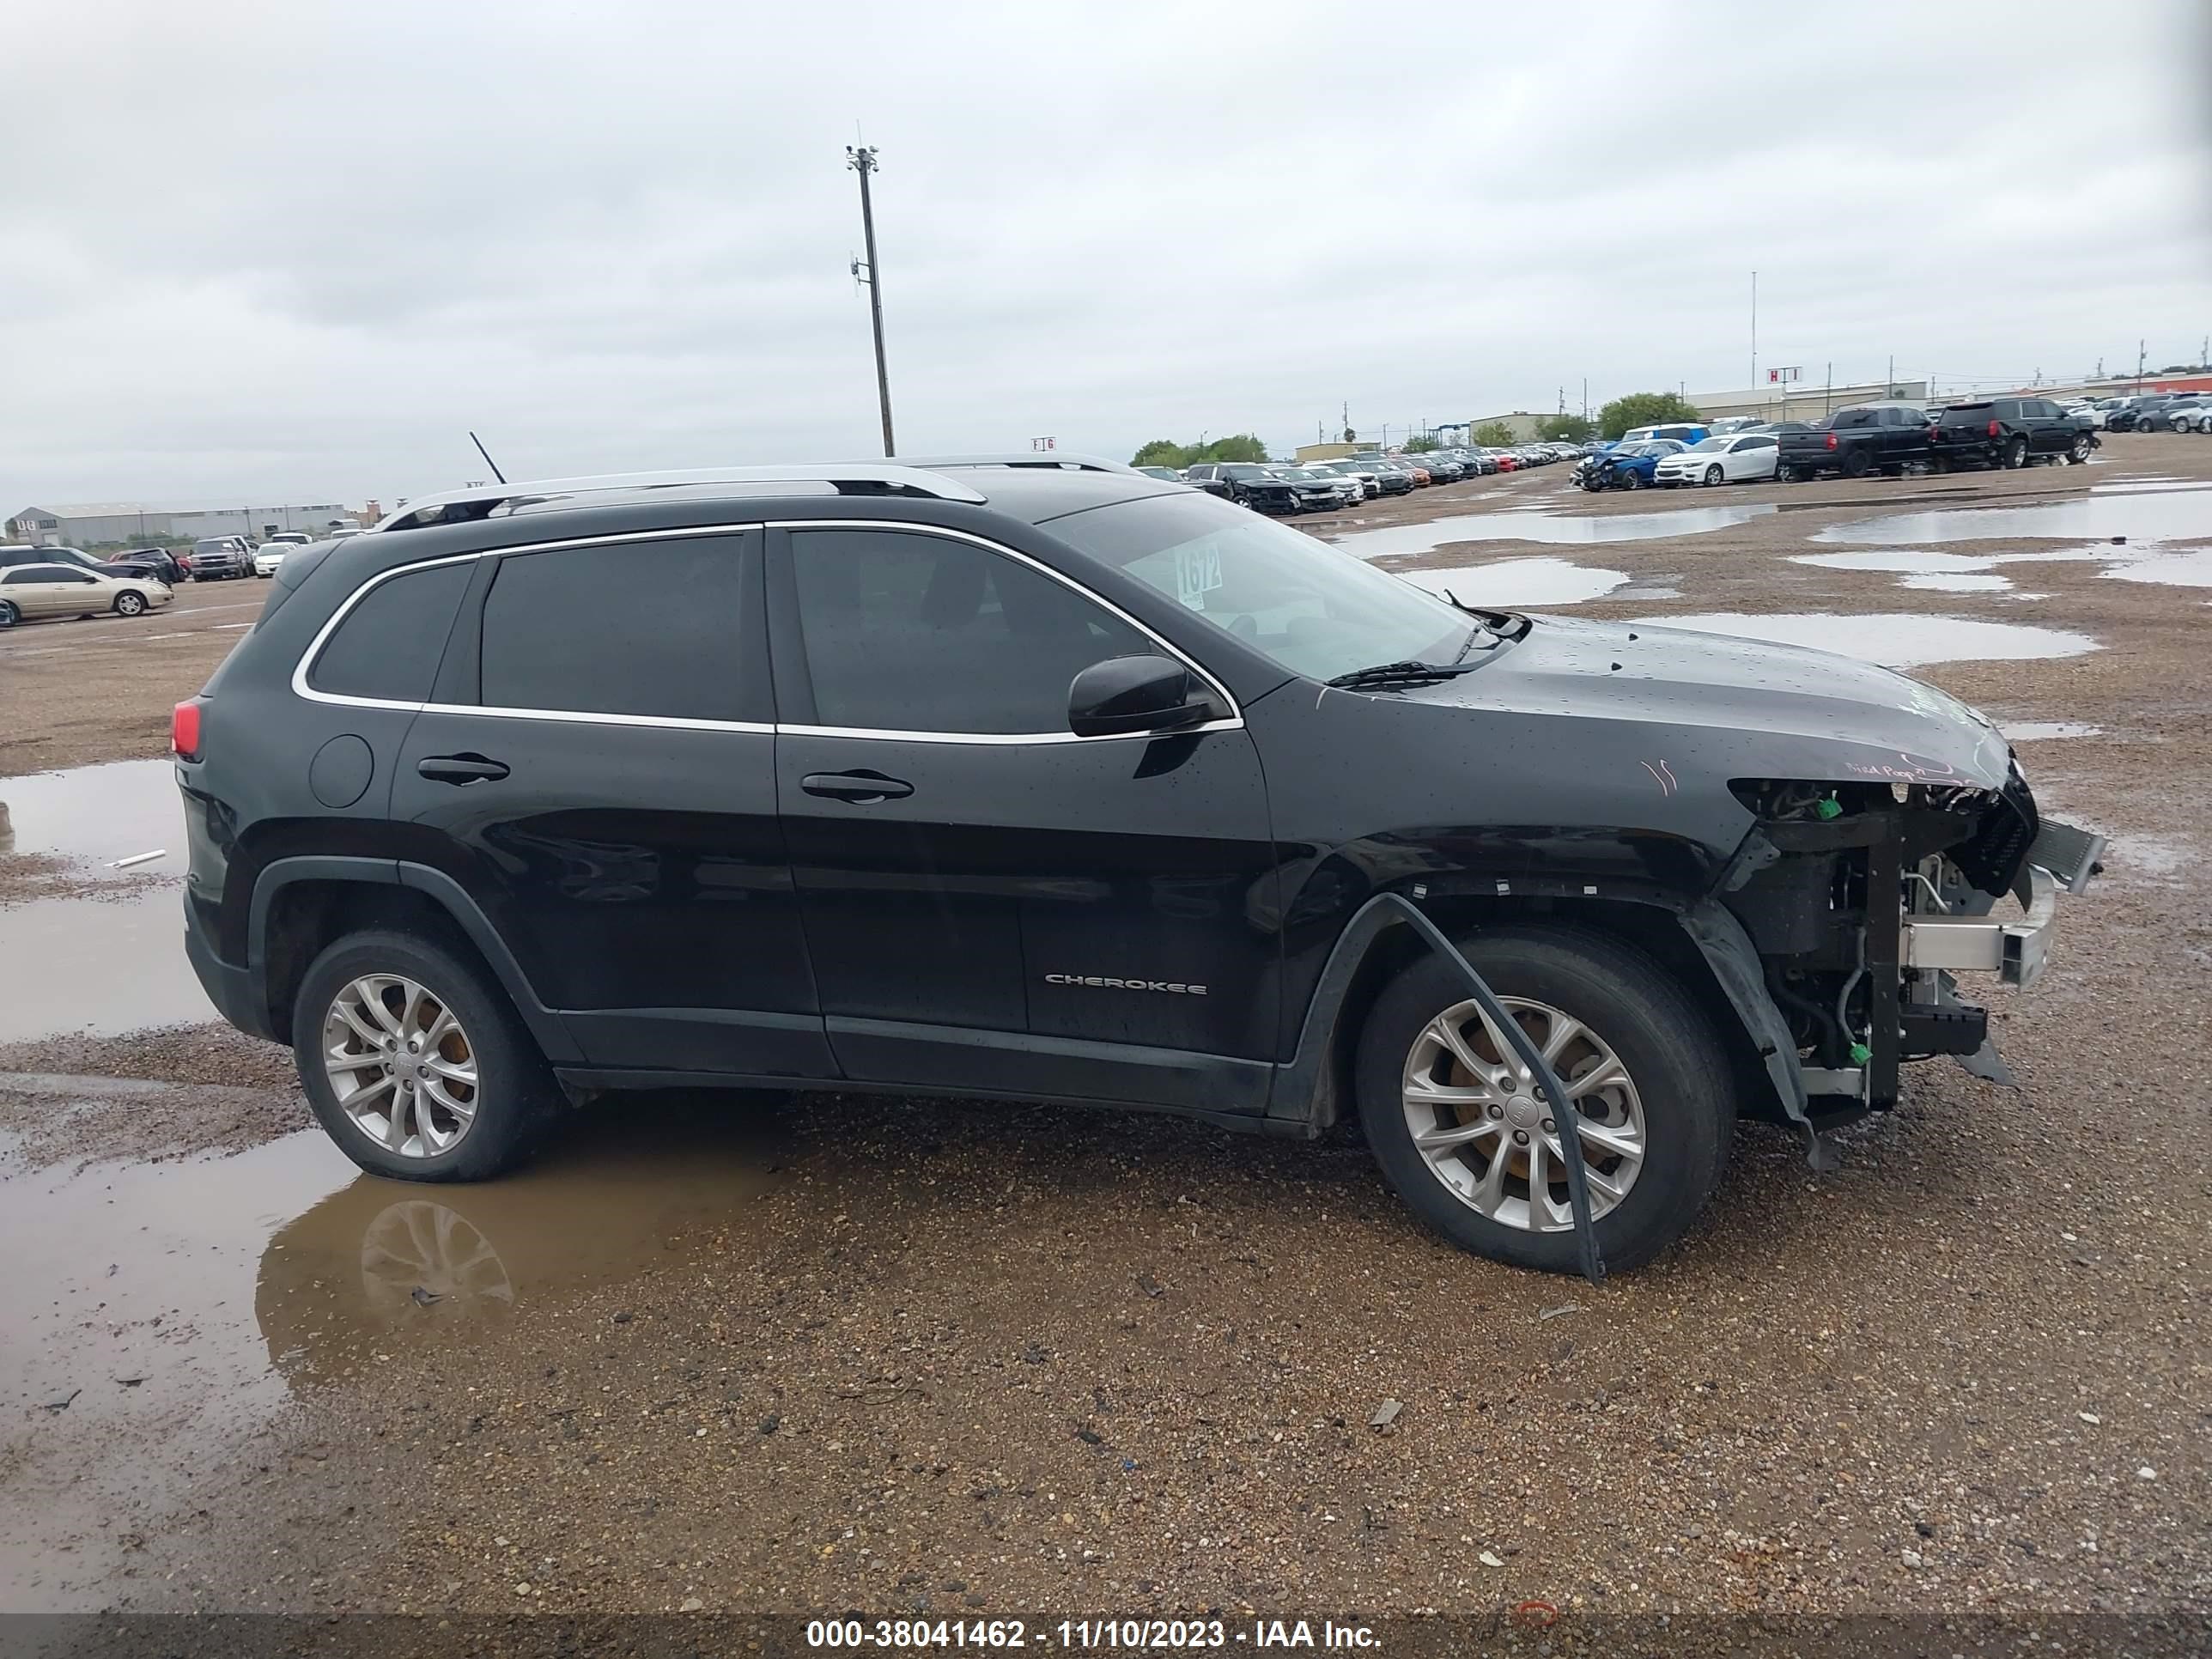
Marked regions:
[477,538,749,721]
[308,561,472,703]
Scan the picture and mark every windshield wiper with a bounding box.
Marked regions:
[1325,658,1488,690]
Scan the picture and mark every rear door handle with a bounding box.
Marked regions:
[417,754,510,785]
[800,770,913,803]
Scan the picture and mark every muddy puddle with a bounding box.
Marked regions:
[0,758,206,1041]
[0,1092,788,1603]
[1790,541,2212,593]
[1812,484,2212,545]
[1390,556,1630,606]
[0,757,182,874]
[2103,547,2212,587]
[1635,612,2100,668]
[1334,502,1775,558]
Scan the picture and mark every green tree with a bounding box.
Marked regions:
[1595,392,1705,441]
[1536,412,1595,443]
[1401,434,1438,453]
[1194,433,1268,465]
[1129,433,1270,468]
[1471,420,1518,447]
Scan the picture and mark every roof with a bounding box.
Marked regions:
[374,454,1166,535]
[11,502,155,518]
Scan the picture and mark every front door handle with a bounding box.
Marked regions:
[800,770,913,803]
[417,753,510,785]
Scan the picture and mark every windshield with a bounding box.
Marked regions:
[1686,437,1727,452]
[1221,465,1267,481]
[1051,491,1474,683]
[47,549,101,570]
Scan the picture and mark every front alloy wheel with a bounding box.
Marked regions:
[1704,465,1723,486]
[113,591,146,617]
[323,975,480,1157]
[1401,996,1646,1231]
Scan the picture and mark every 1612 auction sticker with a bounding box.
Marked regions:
[1175,542,1224,610]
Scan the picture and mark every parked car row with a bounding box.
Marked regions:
[2098,391,2212,433]
[1568,397,2113,491]
[1151,441,1586,517]
[0,544,176,629]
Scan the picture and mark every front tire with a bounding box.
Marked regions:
[1704,465,1723,486]
[293,929,560,1182]
[1355,924,1736,1273]
[112,591,146,617]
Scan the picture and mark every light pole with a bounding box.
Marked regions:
[847,146,895,458]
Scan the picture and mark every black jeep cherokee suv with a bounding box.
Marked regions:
[178,456,2099,1273]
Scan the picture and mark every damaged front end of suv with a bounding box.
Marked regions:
[1718,759,2102,1141]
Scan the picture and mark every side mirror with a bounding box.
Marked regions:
[1068,654,1213,738]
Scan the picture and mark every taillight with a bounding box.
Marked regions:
[1988,418,2001,438]
[172,699,202,761]
[1825,433,1838,450]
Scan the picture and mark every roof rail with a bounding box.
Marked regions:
[373,463,990,532]
[907,452,1143,477]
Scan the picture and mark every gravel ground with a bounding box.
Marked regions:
[2,439,2206,1626]
[0,579,266,779]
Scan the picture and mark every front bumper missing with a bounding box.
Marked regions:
[1902,865,2060,988]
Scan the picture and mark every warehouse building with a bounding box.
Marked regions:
[6,501,362,547]
[1686,378,1929,424]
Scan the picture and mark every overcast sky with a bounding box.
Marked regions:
[3,2,2207,507]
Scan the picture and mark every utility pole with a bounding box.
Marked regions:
[847,145,895,458]
[2136,338,2146,397]
[1751,269,1757,391]
[1887,354,1894,395]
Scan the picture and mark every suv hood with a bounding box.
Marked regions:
[1395,613,2013,789]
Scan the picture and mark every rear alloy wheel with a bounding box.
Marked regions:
[1704,465,1723,486]
[1357,925,1735,1273]
[295,929,560,1182]
[0,600,17,629]
[1844,448,1873,478]
[112,591,146,617]
[2068,434,2092,465]
[2003,435,2028,469]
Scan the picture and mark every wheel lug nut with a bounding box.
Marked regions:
[1511,1129,1530,1146]
[1486,1103,1505,1120]
[1541,1118,1556,1133]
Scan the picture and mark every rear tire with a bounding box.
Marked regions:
[293,929,561,1182]
[0,600,17,629]
[1355,924,1737,1274]
[1844,447,1873,478]
[2003,435,2028,469]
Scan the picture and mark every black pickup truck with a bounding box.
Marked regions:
[1776,404,1933,481]
[1929,398,2096,470]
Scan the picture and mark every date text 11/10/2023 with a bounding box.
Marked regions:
[805,1619,1382,1649]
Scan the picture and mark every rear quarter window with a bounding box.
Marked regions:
[307,561,472,702]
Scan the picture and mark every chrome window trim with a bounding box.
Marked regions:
[290,525,760,712]
[289,517,1245,744]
